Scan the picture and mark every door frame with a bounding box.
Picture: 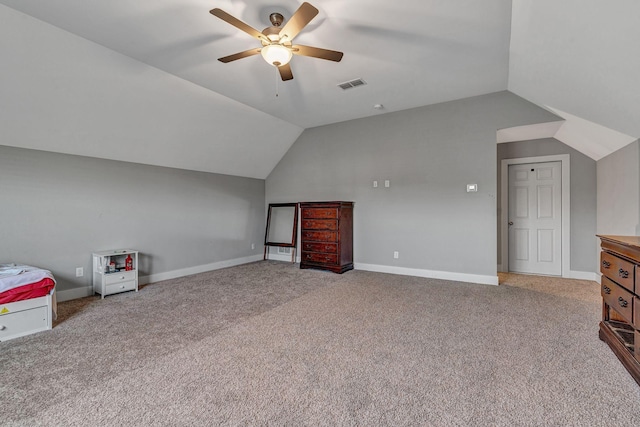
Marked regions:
[499,154,570,277]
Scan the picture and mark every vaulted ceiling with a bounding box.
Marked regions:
[1,0,638,178]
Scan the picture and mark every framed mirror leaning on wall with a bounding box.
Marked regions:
[264,203,298,262]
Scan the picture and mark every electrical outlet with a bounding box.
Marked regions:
[393,251,399,259]
[385,180,390,188]
[75,267,83,277]
[251,243,255,250]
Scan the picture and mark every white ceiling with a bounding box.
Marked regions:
[0,0,512,129]
[1,0,638,177]
[509,0,640,140]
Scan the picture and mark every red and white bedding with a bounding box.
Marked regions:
[0,264,56,304]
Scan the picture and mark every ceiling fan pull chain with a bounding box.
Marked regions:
[275,66,279,98]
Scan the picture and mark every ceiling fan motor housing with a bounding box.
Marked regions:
[269,13,284,27]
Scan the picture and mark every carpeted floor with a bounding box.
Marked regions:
[2,262,640,426]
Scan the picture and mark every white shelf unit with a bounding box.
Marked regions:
[92,249,139,299]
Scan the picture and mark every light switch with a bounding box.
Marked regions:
[373,180,378,188]
[384,180,390,188]
[466,184,478,192]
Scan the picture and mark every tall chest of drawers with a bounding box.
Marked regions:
[598,235,640,385]
[300,201,353,274]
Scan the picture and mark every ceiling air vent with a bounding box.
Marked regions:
[338,78,367,90]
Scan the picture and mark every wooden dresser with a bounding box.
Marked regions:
[598,235,640,385]
[300,201,353,274]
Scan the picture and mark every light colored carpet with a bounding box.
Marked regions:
[2,262,640,426]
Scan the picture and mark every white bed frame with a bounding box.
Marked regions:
[0,293,53,342]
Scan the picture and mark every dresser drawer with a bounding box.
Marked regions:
[302,208,338,219]
[0,305,48,341]
[105,271,136,285]
[601,251,635,292]
[302,219,338,231]
[302,242,338,253]
[302,230,337,242]
[602,276,633,325]
[105,280,136,295]
[302,252,338,265]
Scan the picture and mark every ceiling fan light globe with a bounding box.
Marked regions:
[261,44,292,67]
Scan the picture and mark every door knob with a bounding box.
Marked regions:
[508,221,514,226]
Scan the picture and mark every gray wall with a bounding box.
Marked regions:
[0,145,265,293]
[497,138,597,272]
[266,91,560,279]
[597,140,640,235]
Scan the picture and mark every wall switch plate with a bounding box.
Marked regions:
[251,243,255,250]
[393,251,399,259]
[76,267,83,277]
[373,180,378,188]
[466,184,478,192]
[385,180,390,188]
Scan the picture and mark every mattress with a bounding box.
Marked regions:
[0,264,56,304]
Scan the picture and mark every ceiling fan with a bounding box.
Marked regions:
[210,2,343,81]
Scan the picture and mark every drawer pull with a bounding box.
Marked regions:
[325,256,332,261]
[602,260,611,269]
[306,254,311,259]
[325,246,333,251]
[618,268,629,279]
[618,296,629,308]
[603,285,611,294]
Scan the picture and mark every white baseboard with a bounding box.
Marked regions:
[56,286,94,302]
[56,254,263,302]
[354,263,499,286]
[265,253,301,263]
[566,270,599,282]
[496,267,598,283]
[58,256,591,302]
[139,254,263,285]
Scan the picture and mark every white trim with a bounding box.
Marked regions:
[266,253,301,263]
[57,286,94,302]
[139,254,263,285]
[57,254,263,302]
[566,270,599,282]
[500,154,571,278]
[497,121,564,144]
[355,263,499,286]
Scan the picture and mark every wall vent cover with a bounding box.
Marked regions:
[277,247,291,254]
[338,78,367,90]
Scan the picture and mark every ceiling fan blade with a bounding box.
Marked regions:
[279,2,319,42]
[278,63,294,81]
[292,45,343,62]
[218,48,262,63]
[210,8,267,42]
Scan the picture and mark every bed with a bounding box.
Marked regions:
[0,264,57,342]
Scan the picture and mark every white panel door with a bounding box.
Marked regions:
[508,161,562,275]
